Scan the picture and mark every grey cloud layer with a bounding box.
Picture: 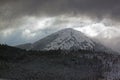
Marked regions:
[0,0,120,30]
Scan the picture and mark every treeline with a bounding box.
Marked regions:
[0,44,119,62]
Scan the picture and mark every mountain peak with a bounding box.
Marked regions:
[59,28,75,32]
[30,28,107,51]
[57,28,82,34]
[17,28,110,51]
[55,28,85,38]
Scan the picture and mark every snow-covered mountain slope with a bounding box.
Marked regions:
[17,28,111,51]
[16,43,32,50]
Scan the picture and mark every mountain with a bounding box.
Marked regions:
[16,28,110,51]
[16,43,32,50]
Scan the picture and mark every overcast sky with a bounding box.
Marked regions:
[0,0,120,52]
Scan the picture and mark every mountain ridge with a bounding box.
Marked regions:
[16,28,111,52]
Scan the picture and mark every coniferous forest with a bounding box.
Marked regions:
[0,44,120,80]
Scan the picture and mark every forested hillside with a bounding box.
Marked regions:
[0,44,120,80]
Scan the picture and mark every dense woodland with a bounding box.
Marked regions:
[0,44,120,80]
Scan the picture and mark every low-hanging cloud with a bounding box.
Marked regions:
[1,0,120,52]
[1,0,120,30]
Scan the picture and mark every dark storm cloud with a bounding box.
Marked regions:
[0,0,120,30]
